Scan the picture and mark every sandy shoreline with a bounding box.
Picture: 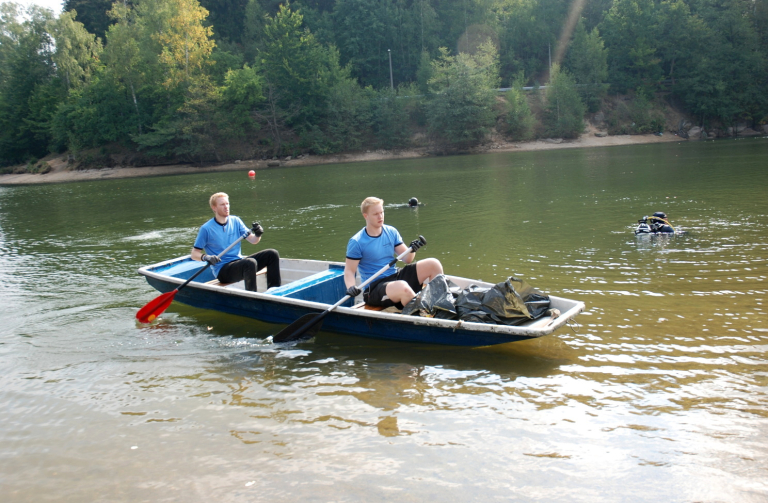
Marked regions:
[0,128,683,186]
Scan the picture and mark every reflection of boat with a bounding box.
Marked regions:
[635,212,676,235]
[138,257,584,347]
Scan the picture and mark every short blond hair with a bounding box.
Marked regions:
[361,197,383,215]
[209,192,229,208]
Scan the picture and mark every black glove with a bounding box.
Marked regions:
[346,285,361,297]
[409,238,424,252]
[201,254,221,265]
[251,221,264,237]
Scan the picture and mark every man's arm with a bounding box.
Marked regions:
[344,258,359,289]
[395,242,415,264]
[191,247,205,261]
[245,232,260,245]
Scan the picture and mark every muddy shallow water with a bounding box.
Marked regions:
[1,139,766,502]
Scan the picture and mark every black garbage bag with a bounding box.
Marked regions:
[421,274,458,319]
[403,275,549,326]
[455,284,489,322]
[401,274,458,319]
[401,292,422,316]
[455,276,550,326]
[403,290,424,316]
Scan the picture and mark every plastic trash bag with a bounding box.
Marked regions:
[421,274,459,319]
[455,285,489,323]
[402,274,458,319]
[465,277,550,325]
[403,275,550,326]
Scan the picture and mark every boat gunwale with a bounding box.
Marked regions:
[138,256,584,338]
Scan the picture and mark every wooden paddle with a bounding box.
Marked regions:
[136,232,250,324]
[272,235,426,343]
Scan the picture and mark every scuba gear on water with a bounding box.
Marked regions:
[635,212,676,235]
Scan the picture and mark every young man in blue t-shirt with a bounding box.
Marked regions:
[344,197,443,308]
[191,192,280,291]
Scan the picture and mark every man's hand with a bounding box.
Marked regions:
[409,238,424,252]
[201,254,221,265]
[251,221,264,237]
[346,285,361,298]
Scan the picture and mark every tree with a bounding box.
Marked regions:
[543,63,585,138]
[0,5,56,164]
[219,64,264,138]
[152,0,215,89]
[50,10,103,90]
[600,0,662,93]
[673,0,768,127]
[426,42,499,150]
[63,0,117,40]
[564,20,607,112]
[102,1,147,135]
[259,2,326,123]
[371,86,411,150]
[495,0,570,84]
[502,72,534,140]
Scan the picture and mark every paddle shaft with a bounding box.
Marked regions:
[273,236,425,342]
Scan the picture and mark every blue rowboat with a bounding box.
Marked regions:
[138,257,585,346]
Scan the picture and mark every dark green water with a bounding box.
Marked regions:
[1,139,766,501]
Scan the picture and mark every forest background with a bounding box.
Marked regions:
[1,0,767,171]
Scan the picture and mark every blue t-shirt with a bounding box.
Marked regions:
[193,216,250,276]
[346,225,404,285]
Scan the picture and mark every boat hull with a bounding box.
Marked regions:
[139,257,585,347]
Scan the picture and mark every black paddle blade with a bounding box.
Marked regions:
[272,312,325,343]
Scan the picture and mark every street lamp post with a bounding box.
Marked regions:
[388,49,394,89]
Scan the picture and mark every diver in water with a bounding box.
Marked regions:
[636,212,675,234]
[408,197,420,208]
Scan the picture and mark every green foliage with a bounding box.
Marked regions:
[174,77,221,162]
[495,0,570,83]
[198,0,249,44]
[209,46,245,84]
[371,87,411,150]
[503,83,535,141]
[0,4,57,164]
[672,0,768,126]
[332,0,440,89]
[600,0,663,93]
[50,71,141,152]
[415,50,432,96]
[426,43,499,150]
[50,10,103,91]
[63,0,116,40]
[322,79,373,152]
[543,64,585,139]
[564,21,608,113]
[260,3,327,123]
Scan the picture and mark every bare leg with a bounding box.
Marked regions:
[385,280,417,306]
[416,258,443,284]
[385,259,444,306]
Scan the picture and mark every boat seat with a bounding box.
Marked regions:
[205,267,266,288]
[352,302,401,313]
[266,265,351,305]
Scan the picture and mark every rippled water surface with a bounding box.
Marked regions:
[1,139,767,502]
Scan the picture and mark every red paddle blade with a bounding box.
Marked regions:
[136,290,177,323]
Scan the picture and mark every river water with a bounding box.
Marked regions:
[1,139,766,502]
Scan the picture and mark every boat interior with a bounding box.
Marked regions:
[148,257,576,326]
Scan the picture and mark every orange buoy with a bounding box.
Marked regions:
[248,170,255,177]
